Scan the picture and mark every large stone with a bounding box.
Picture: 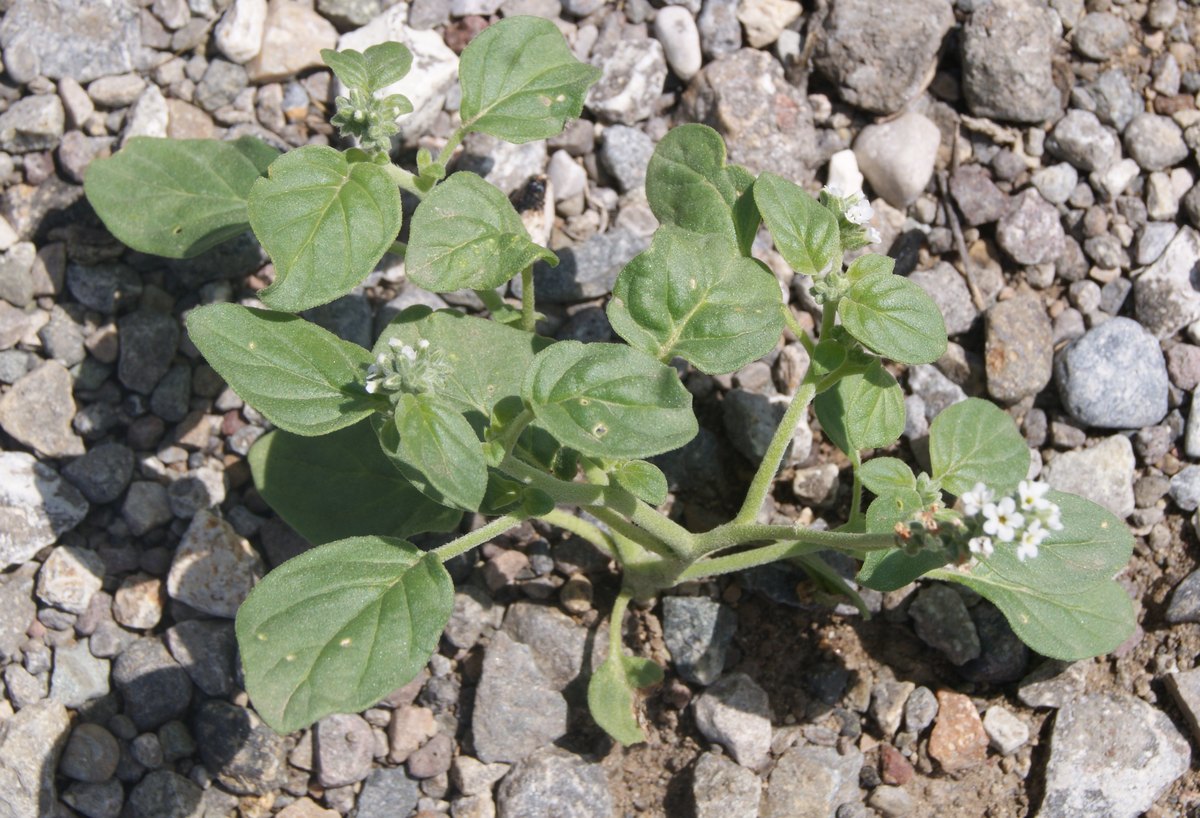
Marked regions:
[692,751,762,818]
[0,0,141,84]
[764,743,863,818]
[125,770,202,818]
[112,638,192,730]
[500,602,588,692]
[1055,317,1169,429]
[166,511,265,618]
[355,767,421,818]
[928,690,988,773]
[661,595,736,686]
[214,0,269,63]
[961,0,1062,123]
[245,0,338,82]
[528,227,649,303]
[165,618,238,697]
[0,95,65,154]
[693,673,772,769]
[1134,225,1200,339]
[0,452,88,570]
[0,572,35,661]
[37,545,104,614]
[495,748,613,818]
[1047,110,1118,172]
[854,112,940,208]
[472,631,568,764]
[49,640,110,708]
[118,310,180,395]
[0,700,71,818]
[194,700,287,795]
[995,189,1065,265]
[1041,435,1136,519]
[985,294,1054,403]
[587,39,668,125]
[0,360,85,458]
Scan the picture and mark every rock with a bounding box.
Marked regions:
[1018,660,1089,709]
[388,706,437,764]
[723,389,789,461]
[0,360,85,458]
[868,785,914,817]
[315,714,374,787]
[0,95,64,155]
[995,189,1065,265]
[547,150,587,203]
[276,798,339,818]
[530,227,649,303]
[112,573,165,630]
[195,59,249,114]
[697,0,741,59]
[355,767,421,817]
[1072,11,1129,60]
[854,113,940,208]
[928,690,988,773]
[1165,668,1200,745]
[764,743,862,818]
[904,686,938,733]
[662,595,737,686]
[0,242,35,308]
[125,770,202,818]
[949,165,1008,226]
[472,631,568,764]
[62,443,134,505]
[495,748,613,818]
[1089,68,1140,132]
[1137,221,1178,266]
[194,700,286,795]
[910,263,977,336]
[215,0,268,63]
[49,640,110,708]
[246,0,338,82]
[1166,567,1200,624]
[407,731,453,779]
[959,601,1030,684]
[122,85,169,143]
[985,293,1053,402]
[121,481,173,537]
[1135,226,1200,339]
[1042,435,1135,518]
[1124,114,1188,172]
[588,38,668,125]
[0,452,88,570]
[682,48,818,183]
[167,511,265,618]
[814,0,953,115]
[908,584,981,665]
[982,705,1029,755]
[692,751,761,818]
[908,363,966,421]
[1047,110,1118,172]
[598,125,654,193]
[452,756,510,797]
[500,601,588,692]
[1039,694,1189,818]
[165,619,237,697]
[693,672,772,769]
[654,6,702,81]
[0,573,35,661]
[1032,163,1078,206]
[60,722,121,783]
[737,0,801,48]
[62,777,125,818]
[38,545,104,614]
[167,466,227,518]
[871,679,915,738]
[112,638,192,730]
[1055,317,1169,428]
[0,700,71,818]
[1169,465,1200,512]
[0,0,140,85]
[118,310,180,395]
[456,133,547,196]
[961,0,1061,123]
[66,262,141,314]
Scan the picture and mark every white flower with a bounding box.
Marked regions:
[418,338,430,349]
[822,183,846,199]
[1016,521,1049,561]
[1017,480,1052,512]
[845,197,874,225]
[968,535,994,557]
[1040,504,1064,531]
[961,482,993,517]
[982,497,1024,543]
[865,226,882,245]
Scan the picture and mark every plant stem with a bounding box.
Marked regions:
[475,288,509,316]
[433,513,525,563]
[820,296,838,339]
[435,126,467,169]
[383,163,425,199]
[388,241,406,257]
[584,505,673,560]
[677,540,823,581]
[539,508,617,560]
[606,589,632,659]
[733,382,816,524]
[520,266,536,332]
[847,452,864,531]
[499,454,605,506]
[693,524,896,557]
[782,305,814,355]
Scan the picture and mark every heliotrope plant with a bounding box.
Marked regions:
[84,16,1134,742]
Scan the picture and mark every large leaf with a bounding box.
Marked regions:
[644,124,742,244]
[405,173,556,293]
[754,172,841,277]
[523,342,697,459]
[248,423,460,545]
[607,227,783,374]
[186,304,376,436]
[390,393,489,512]
[84,136,277,258]
[236,536,454,733]
[588,652,663,746]
[838,274,947,365]
[814,360,905,455]
[929,398,1029,496]
[248,145,403,312]
[458,16,601,143]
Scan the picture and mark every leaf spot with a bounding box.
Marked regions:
[247,341,257,351]
[285,654,295,662]
[340,637,352,647]
[592,423,608,438]
[578,398,590,406]
[688,278,697,290]
[256,632,268,641]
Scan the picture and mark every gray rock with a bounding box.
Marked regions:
[662,596,736,685]
[214,0,268,63]
[982,705,1029,755]
[529,227,649,303]
[0,700,71,818]
[112,638,192,730]
[1136,222,1177,265]
[871,679,916,738]
[5,662,47,708]
[949,164,1009,225]
[1042,435,1136,519]
[445,586,496,651]
[854,112,940,208]
[764,743,863,818]
[121,481,173,537]
[167,466,227,518]
[118,310,180,395]
[908,584,981,665]
[456,133,547,196]
[501,601,588,692]
[355,767,421,818]
[995,189,1065,265]
[1047,110,1118,172]
[1166,568,1200,624]
[911,263,977,336]
[315,713,374,787]
[38,545,104,614]
[122,85,169,143]
[472,631,568,764]
[49,640,110,708]
[496,748,613,818]
[1039,694,1189,818]
[1090,68,1141,132]
[301,293,371,348]
[1032,163,1079,205]
[1124,114,1189,172]
[1170,465,1200,512]
[903,685,938,734]
[0,360,85,458]
[125,770,202,818]
[588,38,667,125]
[693,673,772,769]
[39,306,86,366]
[1055,317,1169,429]
[814,0,954,115]
[961,0,1062,123]
[194,700,285,795]
[0,573,34,661]
[598,125,654,193]
[0,452,89,570]
[63,778,125,818]
[985,294,1053,403]
[1134,225,1200,339]
[0,94,64,154]
[63,443,134,505]
[959,600,1030,684]
[723,389,788,462]
[164,618,237,697]
[60,722,121,783]
[318,0,382,28]
[693,751,761,817]
[150,364,192,423]
[907,363,966,422]
[1165,667,1200,745]
[654,6,702,81]
[0,241,35,307]
[1072,12,1129,61]
[868,785,914,818]
[167,510,263,618]
[66,262,142,314]
[0,0,141,84]
[697,0,742,59]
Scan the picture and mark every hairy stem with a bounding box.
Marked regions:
[499,454,605,506]
[520,266,536,332]
[433,513,525,563]
[733,382,816,524]
[677,540,824,581]
[693,524,896,558]
[435,126,467,169]
[540,508,617,560]
[383,163,425,199]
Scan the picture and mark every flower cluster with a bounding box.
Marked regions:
[364,337,451,397]
[960,480,1062,562]
[821,183,882,246]
[330,86,411,153]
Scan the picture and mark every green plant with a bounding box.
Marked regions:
[84,16,1134,742]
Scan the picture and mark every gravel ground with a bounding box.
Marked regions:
[3,0,1200,816]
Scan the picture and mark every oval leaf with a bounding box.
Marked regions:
[363,42,413,90]
[320,47,370,91]
[838,274,948,365]
[84,136,277,258]
[607,227,784,374]
[814,360,905,455]
[406,173,556,293]
[236,536,454,733]
[929,398,1030,496]
[458,16,601,143]
[523,342,697,459]
[644,124,740,243]
[248,423,461,545]
[588,653,663,746]
[186,304,376,436]
[859,457,917,496]
[753,171,841,277]
[249,145,403,312]
[846,253,894,283]
[391,393,489,512]
[612,460,669,506]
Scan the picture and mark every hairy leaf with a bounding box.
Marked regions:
[588,652,663,745]
[644,123,742,244]
[929,398,1030,496]
[858,457,917,496]
[612,460,669,506]
[754,172,841,277]
[391,393,489,512]
[814,360,905,455]
[838,274,947,365]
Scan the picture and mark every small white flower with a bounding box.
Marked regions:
[845,197,874,225]
[418,338,430,349]
[865,226,882,245]
[961,482,993,517]
[1040,504,1064,531]
[968,535,994,557]
[400,344,417,362]
[1018,480,1052,512]
[982,497,1024,543]
[364,379,379,394]
[388,337,403,348]
[823,183,846,199]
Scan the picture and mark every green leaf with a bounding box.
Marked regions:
[838,274,947,365]
[814,360,905,455]
[857,489,950,592]
[405,173,556,293]
[644,124,742,244]
[753,171,841,277]
[929,398,1029,496]
[84,136,277,258]
[363,42,412,89]
[458,16,601,143]
[320,48,370,91]
[248,145,403,312]
[236,536,453,733]
[612,460,669,506]
[607,227,784,374]
[859,457,916,496]
[186,304,375,436]
[391,393,488,512]
[523,342,697,459]
[731,181,761,257]
[846,253,894,283]
[587,652,663,746]
[248,423,460,545]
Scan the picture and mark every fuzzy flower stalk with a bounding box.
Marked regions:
[820,183,882,249]
[364,337,451,399]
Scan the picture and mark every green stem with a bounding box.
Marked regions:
[433,513,525,563]
[585,506,673,561]
[499,454,605,506]
[733,382,816,524]
[693,524,896,558]
[388,240,406,257]
[539,508,617,560]
[476,288,509,316]
[383,163,425,199]
[677,540,823,582]
[435,125,467,169]
[607,589,632,659]
[520,266,536,332]
[820,296,838,339]
[783,305,814,354]
[847,452,864,531]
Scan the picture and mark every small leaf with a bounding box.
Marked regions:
[588,652,663,746]
[612,460,669,506]
[249,145,403,312]
[248,423,461,546]
[458,16,601,143]
[814,360,905,456]
[84,136,277,258]
[753,172,841,277]
[236,536,454,733]
[838,274,947,365]
[929,398,1029,496]
[406,172,556,293]
[363,42,412,90]
[846,253,894,283]
[859,457,916,496]
[731,181,761,257]
[391,393,489,512]
[644,124,741,244]
[186,304,375,436]
[523,342,697,459]
[320,47,370,91]
[607,226,784,374]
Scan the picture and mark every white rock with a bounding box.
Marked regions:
[1146,171,1180,221]
[246,0,338,82]
[826,148,864,195]
[1134,225,1200,338]
[166,510,264,618]
[1091,156,1140,201]
[37,546,104,615]
[654,6,703,82]
[0,215,17,253]
[736,0,803,49]
[547,149,586,202]
[693,673,772,769]
[854,112,940,208]
[122,85,169,145]
[587,39,668,126]
[57,77,95,130]
[0,453,88,571]
[214,0,269,64]
[982,705,1029,755]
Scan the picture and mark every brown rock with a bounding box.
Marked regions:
[277,798,339,818]
[879,742,914,786]
[388,705,438,764]
[928,690,989,773]
[985,293,1053,403]
[245,0,337,82]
